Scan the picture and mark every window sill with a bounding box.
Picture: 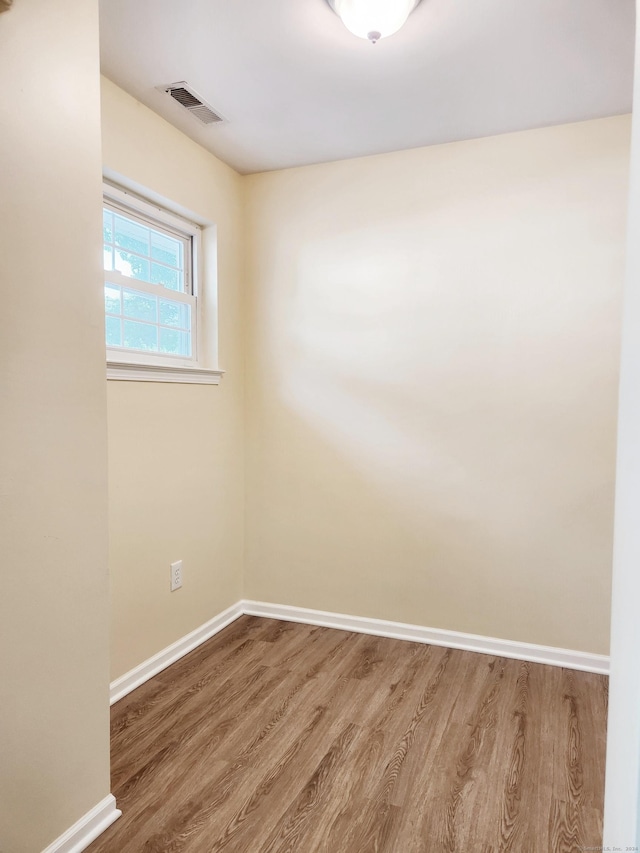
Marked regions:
[106,361,224,385]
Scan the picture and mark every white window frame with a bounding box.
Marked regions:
[103,182,222,385]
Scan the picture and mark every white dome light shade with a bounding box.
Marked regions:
[327,0,421,43]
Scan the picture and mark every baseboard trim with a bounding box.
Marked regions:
[241,600,610,675]
[109,598,609,705]
[110,601,244,704]
[41,794,121,853]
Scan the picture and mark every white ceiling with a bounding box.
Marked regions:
[99,0,635,175]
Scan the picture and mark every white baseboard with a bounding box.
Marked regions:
[41,794,121,853]
[109,598,609,705]
[110,601,244,704]
[241,600,610,675]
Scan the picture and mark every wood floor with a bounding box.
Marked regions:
[87,616,608,853]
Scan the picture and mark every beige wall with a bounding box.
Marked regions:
[0,2,111,851]
[101,78,245,680]
[244,116,630,655]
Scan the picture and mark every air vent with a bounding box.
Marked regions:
[161,82,224,125]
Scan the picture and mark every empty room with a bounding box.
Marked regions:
[2,0,640,851]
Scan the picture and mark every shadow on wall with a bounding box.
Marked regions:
[248,190,619,655]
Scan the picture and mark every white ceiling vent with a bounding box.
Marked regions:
[161,82,224,125]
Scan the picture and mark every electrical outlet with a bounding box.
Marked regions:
[170,560,183,591]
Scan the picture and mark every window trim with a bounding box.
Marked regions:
[106,360,223,384]
[103,182,216,381]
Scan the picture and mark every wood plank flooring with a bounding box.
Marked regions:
[87,617,608,853]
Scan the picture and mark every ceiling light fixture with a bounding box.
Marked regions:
[326,0,422,44]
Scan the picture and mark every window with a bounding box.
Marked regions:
[103,184,221,384]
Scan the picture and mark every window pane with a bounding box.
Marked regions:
[114,250,150,282]
[105,284,121,315]
[123,288,157,323]
[159,299,190,330]
[123,320,158,352]
[151,263,181,291]
[103,210,113,244]
[114,214,149,256]
[159,327,191,357]
[151,231,182,269]
[104,245,114,271]
[105,316,122,347]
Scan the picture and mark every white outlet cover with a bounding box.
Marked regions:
[170,560,183,591]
